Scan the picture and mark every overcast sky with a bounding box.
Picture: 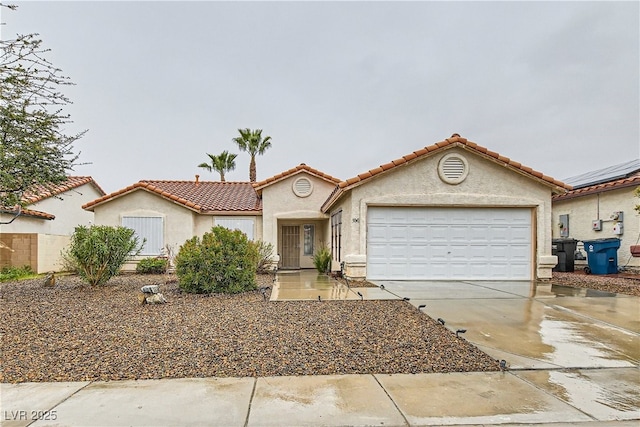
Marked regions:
[2,1,639,194]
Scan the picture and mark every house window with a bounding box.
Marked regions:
[215,218,255,240]
[331,210,342,262]
[303,224,314,256]
[122,216,163,256]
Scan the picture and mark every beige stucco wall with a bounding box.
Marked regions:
[1,183,101,235]
[193,215,263,241]
[552,187,640,271]
[260,172,337,268]
[0,214,48,233]
[91,190,263,271]
[330,147,558,280]
[92,190,195,270]
[37,234,71,273]
[93,190,195,249]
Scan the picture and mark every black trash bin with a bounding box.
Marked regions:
[552,238,578,272]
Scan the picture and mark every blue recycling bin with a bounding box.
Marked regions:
[582,238,621,275]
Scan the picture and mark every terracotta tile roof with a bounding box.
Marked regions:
[0,207,55,220]
[253,163,341,193]
[83,180,262,213]
[322,134,571,212]
[21,176,106,204]
[553,172,640,202]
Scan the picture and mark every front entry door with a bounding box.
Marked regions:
[281,225,300,269]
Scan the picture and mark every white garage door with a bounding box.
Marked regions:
[367,207,532,280]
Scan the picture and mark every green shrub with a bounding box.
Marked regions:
[0,265,35,282]
[136,257,168,274]
[62,225,144,286]
[251,240,274,273]
[313,246,332,273]
[175,226,258,294]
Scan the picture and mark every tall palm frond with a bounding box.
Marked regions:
[198,150,237,182]
[232,128,272,182]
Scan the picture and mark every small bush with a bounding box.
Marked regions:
[136,257,168,274]
[62,225,144,286]
[0,265,35,282]
[251,240,274,273]
[175,226,258,294]
[313,246,332,273]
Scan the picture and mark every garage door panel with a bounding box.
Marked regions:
[408,263,430,276]
[408,227,429,242]
[368,224,388,241]
[408,245,428,260]
[367,207,532,280]
[430,226,449,242]
[510,227,531,240]
[387,226,408,241]
[389,244,410,258]
[450,226,469,241]
[388,264,410,276]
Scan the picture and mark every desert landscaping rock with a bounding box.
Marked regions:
[141,284,160,294]
[0,274,498,383]
[145,293,167,304]
[552,271,640,296]
[3,271,637,384]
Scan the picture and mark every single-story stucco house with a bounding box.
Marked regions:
[1,176,106,273]
[83,134,571,280]
[552,159,640,273]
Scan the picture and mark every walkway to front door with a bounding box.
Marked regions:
[271,270,389,301]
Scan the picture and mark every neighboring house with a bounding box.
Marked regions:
[84,135,569,281]
[82,179,262,270]
[552,159,640,273]
[0,176,106,273]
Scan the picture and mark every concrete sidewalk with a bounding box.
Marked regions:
[2,371,639,427]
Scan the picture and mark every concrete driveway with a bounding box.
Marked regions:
[376,279,640,422]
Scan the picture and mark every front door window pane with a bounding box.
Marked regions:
[303,224,314,256]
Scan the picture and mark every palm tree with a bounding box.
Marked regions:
[232,128,272,182]
[198,150,237,182]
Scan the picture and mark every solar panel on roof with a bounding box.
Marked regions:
[563,159,640,189]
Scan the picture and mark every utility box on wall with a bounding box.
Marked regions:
[592,219,602,231]
[613,222,624,235]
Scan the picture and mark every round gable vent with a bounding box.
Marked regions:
[293,177,313,197]
[438,154,469,184]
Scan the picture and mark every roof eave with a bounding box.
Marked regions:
[321,187,344,213]
[321,140,570,209]
[553,178,640,202]
[454,144,571,192]
[82,186,204,213]
[200,210,263,216]
[253,165,341,193]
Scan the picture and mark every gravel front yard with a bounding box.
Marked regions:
[0,274,498,383]
[3,271,637,384]
[552,271,640,296]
